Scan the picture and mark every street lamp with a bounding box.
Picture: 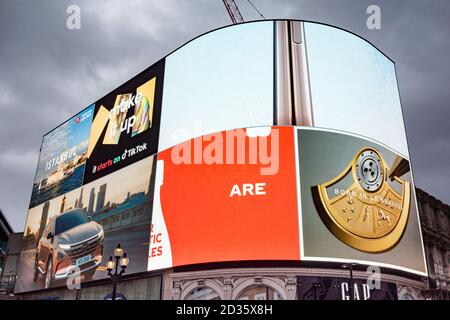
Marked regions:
[107,243,129,300]
[342,263,358,301]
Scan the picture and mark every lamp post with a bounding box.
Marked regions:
[107,243,129,300]
[342,263,357,301]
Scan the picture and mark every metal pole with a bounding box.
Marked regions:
[112,256,119,301]
[112,276,117,301]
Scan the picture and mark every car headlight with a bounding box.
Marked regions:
[98,228,104,239]
[58,243,71,250]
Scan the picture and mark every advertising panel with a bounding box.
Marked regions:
[16,156,155,293]
[297,128,427,275]
[158,21,275,152]
[83,59,164,184]
[303,22,409,157]
[297,276,397,300]
[148,126,299,271]
[30,105,94,208]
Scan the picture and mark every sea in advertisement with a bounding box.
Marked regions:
[29,164,86,208]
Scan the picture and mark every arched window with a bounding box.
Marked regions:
[237,285,283,300]
[399,293,415,300]
[185,287,221,300]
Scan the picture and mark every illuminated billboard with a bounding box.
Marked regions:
[83,60,164,184]
[17,20,427,294]
[148,126,299,271]
[30,106,94,208]
[302,22,409,156]
[143,127,426,275]
[16,156,155,293]
[158,21,275,152]
[297,128,426,274]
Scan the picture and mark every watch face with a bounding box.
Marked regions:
[355,148,383,192]
[313,146,410,252]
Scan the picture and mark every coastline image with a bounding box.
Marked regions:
[29,105,94,208]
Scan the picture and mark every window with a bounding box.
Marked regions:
[254,293,267,300]
[185,287,220,300]
[399,293,414,300]
[237,285,283,300]
[55,210,88,235]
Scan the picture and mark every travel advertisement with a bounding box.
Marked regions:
[29,105,94,208]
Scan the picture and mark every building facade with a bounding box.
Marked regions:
[1,210,20,298]
[0,210,11,273]
[415,188,450,299]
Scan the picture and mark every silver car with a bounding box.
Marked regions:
[33,209,104,289]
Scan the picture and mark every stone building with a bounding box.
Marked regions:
[415,188,450,300]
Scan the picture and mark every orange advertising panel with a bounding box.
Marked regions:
[148,126,300,270]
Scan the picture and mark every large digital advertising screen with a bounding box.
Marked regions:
[83,59,165,184]
[16,156,155,293]
[148,126,300,271]
[302,22,409,157]
[158,21,275,152]
[16,20,427,294]
[29,106,94,208]
[297,128,427,274]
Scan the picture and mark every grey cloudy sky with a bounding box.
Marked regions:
[0,0,449,231]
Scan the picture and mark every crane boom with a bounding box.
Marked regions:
[223,0,244,24]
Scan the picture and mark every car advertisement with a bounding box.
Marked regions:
[83,59,165,184]
[148,126,300,271]
[15,156,155,293]
[297,128,427,275]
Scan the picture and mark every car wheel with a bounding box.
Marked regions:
[33,253,40,281]
[44,257,53,289]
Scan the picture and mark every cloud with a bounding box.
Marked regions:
[0,83,14,109]
[0,150,39,172]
